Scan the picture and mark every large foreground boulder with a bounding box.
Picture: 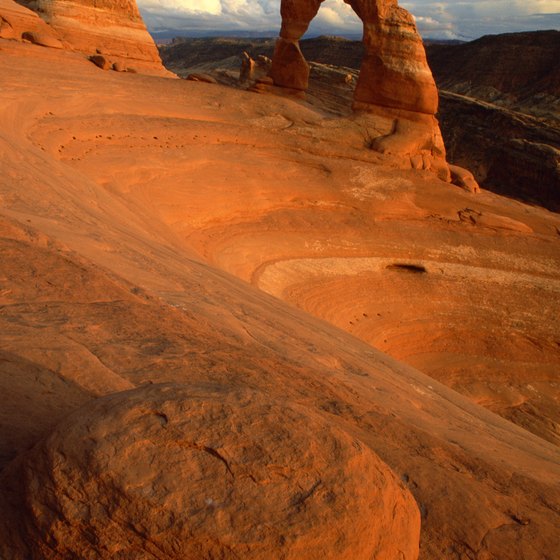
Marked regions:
[0,383,420,559]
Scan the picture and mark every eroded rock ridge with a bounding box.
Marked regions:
[0,0,167,74]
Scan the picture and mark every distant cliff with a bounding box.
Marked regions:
[427,30,560,124]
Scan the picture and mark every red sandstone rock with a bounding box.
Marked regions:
[21,29,63,49]
[14,0,170,76]
[89,54,111,70]
[269,0,448,177]
[240,51,256,83]
[0,383,420,560]
[352,3,438,115]
[1,34,559,560]
[270,0,437,115]
[0,0,62,42]
[187,72,218,84]
[0,14,15,38]
[449,163,481,193]
[240,52,271,85]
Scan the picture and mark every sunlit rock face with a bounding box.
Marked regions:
[270,0,438,115]
[269,0,450,181]
[8,0,167,74]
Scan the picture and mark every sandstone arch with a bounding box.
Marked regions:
[269,0,438,117]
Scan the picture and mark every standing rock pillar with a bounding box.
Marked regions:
[269,0,323,91]
[270,0,438,115]
[349,0,438,115]
[268,0,463,184]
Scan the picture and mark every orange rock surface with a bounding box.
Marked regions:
[1,383,420,559]
[268,0,448,180]
[0,14,559,560]
[0,0,169,75]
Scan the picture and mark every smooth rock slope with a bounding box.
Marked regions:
[0,13,559,560]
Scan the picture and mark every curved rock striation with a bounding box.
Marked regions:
[0,383,421,560]
[2,0,168,75]
[0,0,59,40]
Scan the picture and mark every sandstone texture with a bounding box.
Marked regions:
[89,53,110,70]
[166,34,560,210]
[270,0,437,115]
[448,164,481,193]
[0,383,420,560]
[268,0,447,178]
[0,0,170,76]
[21,29,63,48]
[187,72,218,84]
[0,0,61,40]
[0,30,559,560]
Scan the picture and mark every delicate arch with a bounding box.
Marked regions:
[269,0,438,116]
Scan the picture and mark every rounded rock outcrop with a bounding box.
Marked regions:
[12,0,170,76]
[1,383,420,560]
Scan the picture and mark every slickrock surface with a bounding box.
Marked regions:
[157,44,560,442]
[0,383,420,559]
[0,32,559,560]
[0,0,61,40]
[162,33,558,209]
[0,0,170,75]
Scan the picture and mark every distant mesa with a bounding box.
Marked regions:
[0,383,420,560]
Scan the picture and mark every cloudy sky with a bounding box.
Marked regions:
[138,0,560,40]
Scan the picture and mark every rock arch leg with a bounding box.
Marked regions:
[268,0,462,185]
[269,0,323,91]
[349,0,439,115]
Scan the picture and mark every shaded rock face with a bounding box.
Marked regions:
[270,0,438,116]
[11,0,166,74]
[427,31,560,124]
[439,91,560,211]
[0,383,421,560]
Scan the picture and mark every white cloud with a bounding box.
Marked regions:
[140,0,223,16]
[138,0,560,39]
